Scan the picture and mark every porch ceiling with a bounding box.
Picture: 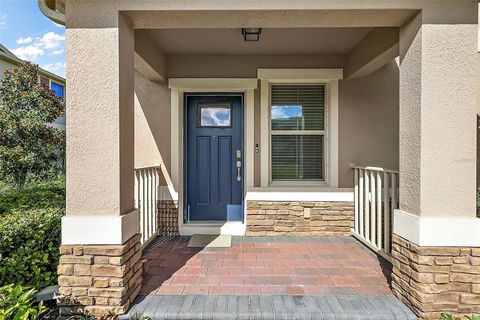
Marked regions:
[147,27,372,55]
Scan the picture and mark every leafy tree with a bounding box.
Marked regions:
[0,62,65,187]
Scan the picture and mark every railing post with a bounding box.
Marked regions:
[359,169,364,237]
[383,172,390,253]
[142,170,147,243]
[391,172,397,252]
[354,168,359,233]
[154,168,159,235]
[376,171,382,249]
[364,169,370,241]
[370,170,376,247]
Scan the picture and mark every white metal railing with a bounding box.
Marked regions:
[350,165,399,260]
[134,165,160,247]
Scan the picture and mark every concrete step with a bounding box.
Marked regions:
[119,294,417,320]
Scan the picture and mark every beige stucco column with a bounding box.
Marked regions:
[57,10,142,317]
[392,11,480,319]
[395,12,478,244]
[62,12,138,244]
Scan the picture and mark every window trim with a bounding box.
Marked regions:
[258,69,342,189]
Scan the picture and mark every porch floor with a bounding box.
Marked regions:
[121,236,416,319]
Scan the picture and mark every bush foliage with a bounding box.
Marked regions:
[0,176,65,215]
[477,189,480,218]
[441,313,480,320]
[0,62,65,187]
[0,284,47,320]
[0,178,65,289]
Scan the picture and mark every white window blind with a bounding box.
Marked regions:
[270,84,325,181]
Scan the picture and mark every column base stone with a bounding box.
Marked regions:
[57,233,143,317]
[392,234,480,319]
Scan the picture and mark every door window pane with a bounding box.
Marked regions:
[198,103,232,127]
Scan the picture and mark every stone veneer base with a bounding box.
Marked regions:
[57,233,143,317]
[246,201,354,236]
[158,200,179,236]
[392,234,480,319]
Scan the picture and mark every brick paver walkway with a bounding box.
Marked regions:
[140,237,393,296]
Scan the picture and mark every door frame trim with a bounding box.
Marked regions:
[168,78,257,235]
[183,93,245,223]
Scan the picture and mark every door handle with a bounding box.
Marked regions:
[236,161,242,182]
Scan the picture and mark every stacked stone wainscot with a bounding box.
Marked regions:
[392,234,480,319]
[57,234,143,317]
[157,200,179,236]
[246,201,354,236]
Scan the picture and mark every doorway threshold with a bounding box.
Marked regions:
[180,221,246,236]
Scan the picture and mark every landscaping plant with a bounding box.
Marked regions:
[477,188,480,218]
[441,313,480,320]
[0,62,65,187]
[0,176,65,215]
[0,206,63,288]
[0,284,47,320]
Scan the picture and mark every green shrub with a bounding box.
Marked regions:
[441,313,480,320]
[477,188,480,218]
[0,176,65,216]
[0,284,47,320]
[0,207,63,288]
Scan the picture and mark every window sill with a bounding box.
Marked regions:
[245,188,354,202]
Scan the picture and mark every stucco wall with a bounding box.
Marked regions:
[338,60,400,187]
[166,54,345,78]
[134,71,171,171]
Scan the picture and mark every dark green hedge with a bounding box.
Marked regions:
[0,178,65,289]
[0,177,65,215]
[0,208,63,289]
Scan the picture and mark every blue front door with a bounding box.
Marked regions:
[185,94,244,222]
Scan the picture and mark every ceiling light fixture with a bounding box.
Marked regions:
[242,28,262,41]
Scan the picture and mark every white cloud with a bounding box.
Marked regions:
[0,15,7,29]
[271,107,288,120]
[37,32,65,49]
[201,108,231,126]
[11,45,44,60]
[41,62,65,77]
[11,31,65,61]
[16,36,33,44]
[271,106,302,119]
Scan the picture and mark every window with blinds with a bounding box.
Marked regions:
[270,84,325,181]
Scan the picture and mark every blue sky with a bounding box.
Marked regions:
[0,0,65,77]
[271,106,303,119]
